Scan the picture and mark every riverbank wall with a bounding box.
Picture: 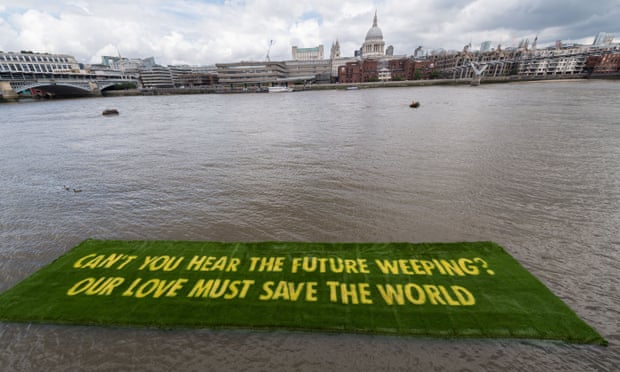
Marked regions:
[103,74,604,97]
[4,73,617,102]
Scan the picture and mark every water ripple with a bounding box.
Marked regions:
[1,81,619,370]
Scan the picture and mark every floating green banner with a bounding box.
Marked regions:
[0,240,606,345]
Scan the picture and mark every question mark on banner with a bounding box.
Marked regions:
[473,257,495,275]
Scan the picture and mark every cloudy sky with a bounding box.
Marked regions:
[1,0,618,66]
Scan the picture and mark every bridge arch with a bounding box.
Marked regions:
[98,80,139,92]
[98,82,120,91]
[18,82,94,97]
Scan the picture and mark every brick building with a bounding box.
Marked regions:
[338,57,435,83]
[362,59,379,81]
[338,61,362,83]
[593,53,620,73]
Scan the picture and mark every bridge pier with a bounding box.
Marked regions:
[0,82,19,102]
[89,81,102,96]
[470,62,489,86]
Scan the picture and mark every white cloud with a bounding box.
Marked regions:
[289,19,322,48]
[0,0,618,65]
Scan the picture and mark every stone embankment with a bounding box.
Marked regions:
[5,73,614,101]
[102,75,596,97]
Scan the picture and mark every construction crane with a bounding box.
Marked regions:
[266,40,274,62]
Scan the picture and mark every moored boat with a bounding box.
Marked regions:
[268,86,293,93]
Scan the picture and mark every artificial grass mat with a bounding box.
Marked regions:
[0,240,607,345]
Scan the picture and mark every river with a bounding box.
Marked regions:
[1,80,618,371]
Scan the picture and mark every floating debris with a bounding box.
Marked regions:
[102,109,119,116]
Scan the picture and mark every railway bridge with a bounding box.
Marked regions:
[1,72,138,100]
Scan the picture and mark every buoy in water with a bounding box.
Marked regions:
[102,109,119,116]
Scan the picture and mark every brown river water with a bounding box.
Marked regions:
[0,81,618,371]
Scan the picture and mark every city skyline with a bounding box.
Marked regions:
[1,1,619,66]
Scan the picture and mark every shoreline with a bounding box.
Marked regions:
[103,74,619,97]
[3,74,618,102]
